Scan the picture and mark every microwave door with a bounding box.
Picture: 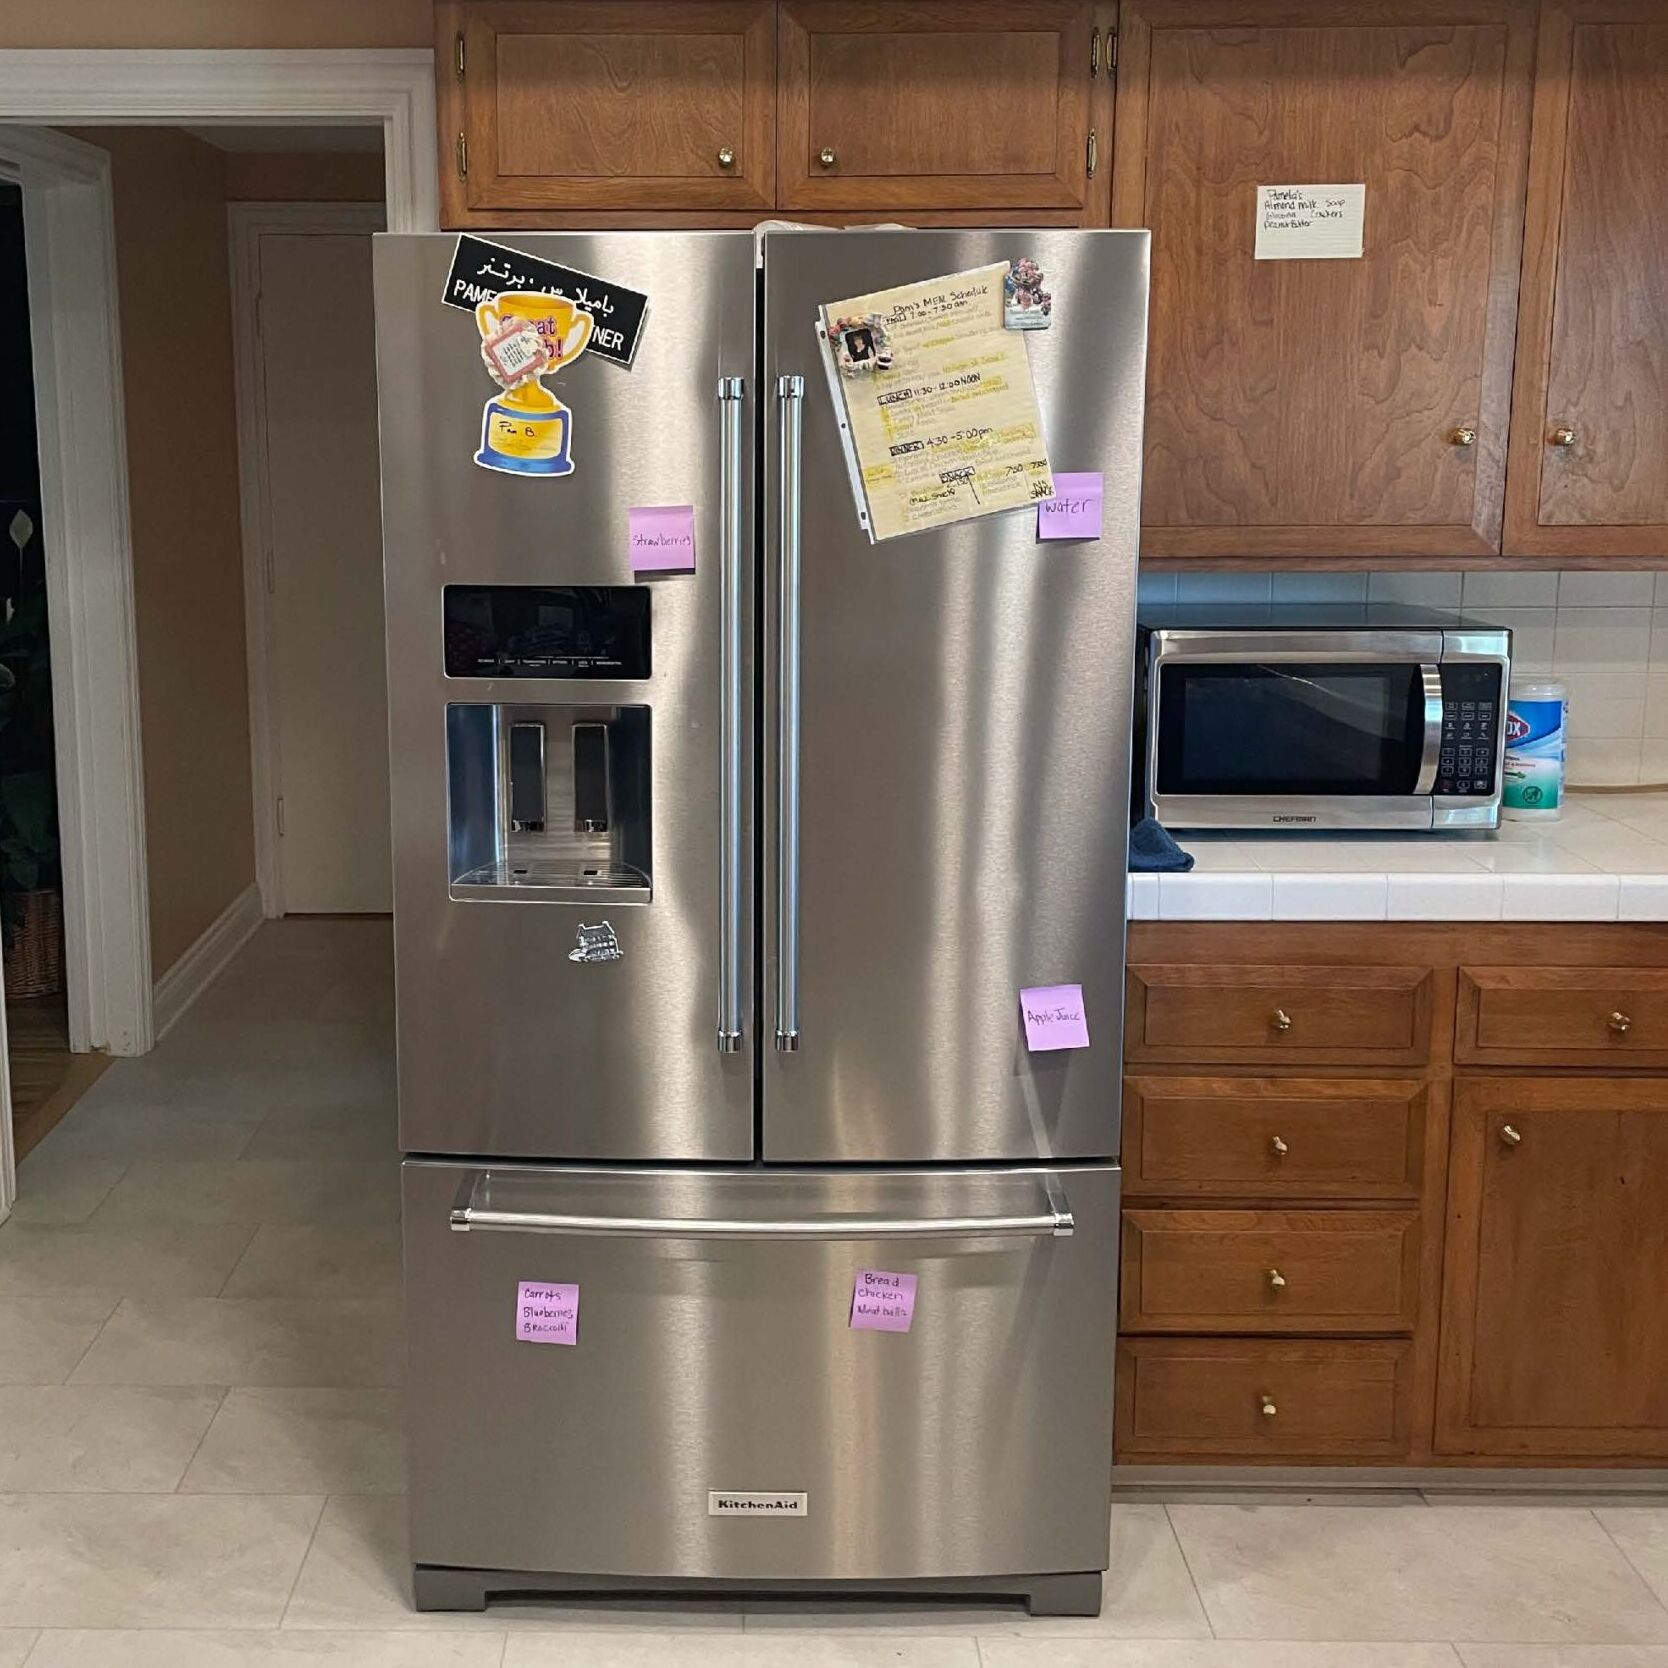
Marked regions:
[1150,659,1442,831]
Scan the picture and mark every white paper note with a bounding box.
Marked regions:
[1254,184,1366,261]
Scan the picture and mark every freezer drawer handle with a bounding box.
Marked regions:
[450,1203,1074,1240]
[717,375,746,1054]
[774,374,805,1053]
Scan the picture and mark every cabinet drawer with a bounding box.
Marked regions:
[1116,1338,1414,1460]
[1120,1208,1419,1334]
[1123,1076,1427,1201]
[1126,965,1436,1065]
[1458,967,1668,1067]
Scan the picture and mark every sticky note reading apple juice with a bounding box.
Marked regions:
[516,1281,578,1345]
[1021,984,1090,1052]
[851,1269,917,1333]
[628,505,696,573]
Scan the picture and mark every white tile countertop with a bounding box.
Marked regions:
[1130,791,1668,923]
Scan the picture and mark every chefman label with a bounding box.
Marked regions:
[1502,695,1566,812]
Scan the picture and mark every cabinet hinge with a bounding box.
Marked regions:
[455,132,468,180]
[1086,126,1098,179]
[275,796,286,837]
[1090,26,1100,77]
[454,29,465,79]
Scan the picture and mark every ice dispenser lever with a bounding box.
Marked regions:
[572,722,610,834]
[508,722,547,833]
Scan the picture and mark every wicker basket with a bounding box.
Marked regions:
[4,887,64,1000]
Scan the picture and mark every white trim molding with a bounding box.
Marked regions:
[227,201,387,919]
[151,883,263,1042]
[0,49,437,232]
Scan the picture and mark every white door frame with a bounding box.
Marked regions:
[228,200,387,919]
[0,50,436,1219]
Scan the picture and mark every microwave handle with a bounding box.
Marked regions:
[1413,663,1444,796]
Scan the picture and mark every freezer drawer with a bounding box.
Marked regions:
[403,1160,1119,1585]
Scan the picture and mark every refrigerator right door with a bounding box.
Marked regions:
[760,230,1150,1164]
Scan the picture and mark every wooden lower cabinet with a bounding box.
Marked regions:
[1435,1075,1668,1458]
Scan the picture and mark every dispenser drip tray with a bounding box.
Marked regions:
[451,858,651,906]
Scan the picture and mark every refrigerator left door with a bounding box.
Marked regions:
[374,232,757,1160]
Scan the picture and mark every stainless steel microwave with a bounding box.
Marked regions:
[1137,607,1511,832]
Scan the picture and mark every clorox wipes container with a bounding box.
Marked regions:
[1502,678,1567,821]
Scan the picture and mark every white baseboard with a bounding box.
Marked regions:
[151,882,263,1041]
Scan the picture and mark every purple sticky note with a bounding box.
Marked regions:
[1037,472,1104,541]
[1021,984,1090,1052]
[851,1268,917,1333]
[516,1280,579,1345]
[629,504,696,572]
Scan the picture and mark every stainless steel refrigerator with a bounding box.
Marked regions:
[373,228,1149,1616]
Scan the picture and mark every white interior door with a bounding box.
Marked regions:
[256,224,391,913]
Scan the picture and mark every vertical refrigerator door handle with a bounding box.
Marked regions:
[1414,662,1443,797]
[717,375,746,1054]
[775,374,804,1053]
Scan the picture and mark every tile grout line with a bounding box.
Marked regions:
[14,1628,42,1668]
[1161,1501,1217,1640]
[171,1384,233,1492]
[56,1294,126,1386]
[1592,1505,1668,1622]
[275,1489,333,1629]
[215,1221,266,1297]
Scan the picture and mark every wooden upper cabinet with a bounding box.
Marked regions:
[1505,2,1668,558]
[777,1,1111,216]
[1112,2,1535,559]
[1436,1076,1668,1457]
[438,1,776,221]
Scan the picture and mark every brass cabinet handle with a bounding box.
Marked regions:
[1450,426,1478,447]
[1271,1007,1292,1033]
[1270,1134,1289,1159]
[1550,425,1578,447]
[1259,1394,1278,1418]
[1267,1268,1287,1291]
[1500,1123,1522,1147]
[716,146,736,170]
[1609,1010,1633,1036]
[818,147,837,169]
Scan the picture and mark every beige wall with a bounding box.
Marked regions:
[64,127,256,978]
[2,0,428,48]
[225,151,386,202]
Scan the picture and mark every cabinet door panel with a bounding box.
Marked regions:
[1437,1076,1668,1456]
[778,1,1107,214]
[1114,1,1534,558]
[1505,4,1668,555]
[439,1,776,220]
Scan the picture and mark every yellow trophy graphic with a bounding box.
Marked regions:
[474,290,595,477]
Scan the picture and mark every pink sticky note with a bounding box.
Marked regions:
[1037,472,1103,541]
[1021,984,1090,1052]
[851,1268,917,1333]
[516,1280,578,1345]
[629,504,696,572]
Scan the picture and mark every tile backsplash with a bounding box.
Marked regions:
[1135,569,1668,787]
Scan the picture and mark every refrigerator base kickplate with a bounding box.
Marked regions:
[411,1563,1104,1618]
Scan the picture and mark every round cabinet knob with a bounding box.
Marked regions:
[1271,1007,1293,1033]
[1270,1134,1290,1159]
[1267,1268,1287,1291]
[1551,425,1578,448]
[716,146,736,170]
[1609,1010,1633,1036]
[1259,1394,1278,1418]
[1500,1123,1523,1147]
[1450,426,1478,447]
[818,146,837,169]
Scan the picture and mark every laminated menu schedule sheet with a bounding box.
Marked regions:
[820,262,1055,542]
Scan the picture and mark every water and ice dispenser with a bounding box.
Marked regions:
[443,586,652,904]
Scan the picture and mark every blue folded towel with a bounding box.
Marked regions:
[1129,817,1194,873]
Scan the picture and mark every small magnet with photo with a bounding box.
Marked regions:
[481,317,553,389]
[830,313,894,375]
[1003,257,1052,329]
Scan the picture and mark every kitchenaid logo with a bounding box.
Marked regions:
[707,1492,808,1517]
[1271,813,1318,824]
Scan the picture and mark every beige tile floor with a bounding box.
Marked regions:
[3,919,1668,1664]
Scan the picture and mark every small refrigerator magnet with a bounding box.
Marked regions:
[1003,257,1052,329]
[473,292,594,477]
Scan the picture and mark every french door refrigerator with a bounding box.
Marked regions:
[373,227,1149,1615]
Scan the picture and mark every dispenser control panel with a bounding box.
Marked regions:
[444,586,650,680]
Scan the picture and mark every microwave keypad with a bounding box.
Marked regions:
[1437,666,1502,797]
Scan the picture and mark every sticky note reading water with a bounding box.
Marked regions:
[851,1269,917,1333]
[1038,472,1103,540]
[1021,984,1090,1052]
[516,1280,578,1345]
[629,504,696,573]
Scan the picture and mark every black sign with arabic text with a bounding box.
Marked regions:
[441,234,647,368]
